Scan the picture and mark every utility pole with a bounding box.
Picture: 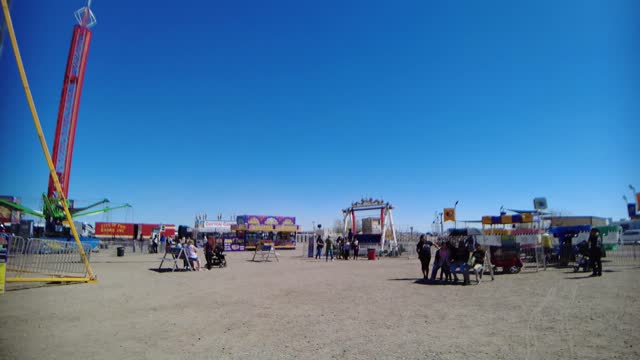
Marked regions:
[454,200,459,229]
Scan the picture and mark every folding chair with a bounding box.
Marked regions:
[158,247,193,272]
[251,244,279,262]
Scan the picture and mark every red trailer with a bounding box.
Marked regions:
[95,222,135,238]
[95,222,175,239]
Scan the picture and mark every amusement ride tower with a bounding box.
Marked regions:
[47,1,96,203]
[0,1,129,231]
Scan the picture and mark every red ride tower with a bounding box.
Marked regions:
[47,1,96,200]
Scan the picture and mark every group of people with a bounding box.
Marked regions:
[148,235,164,253]
[168,236,202,271]
[416,235,486,285]
[166,236,225,271]
[314,230,360,262]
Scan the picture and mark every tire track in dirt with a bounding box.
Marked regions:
[525,284,557,360]
[561,283,578,359]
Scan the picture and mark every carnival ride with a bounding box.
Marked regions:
[342,198,397,253]
[0,0,130,238]
[1,0,121,283]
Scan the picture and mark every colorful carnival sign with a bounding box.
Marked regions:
[237,215,296,226]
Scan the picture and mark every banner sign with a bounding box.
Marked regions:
[201,221,234,232]
[628,204,637,218]
[533,197,548,210]
[237,215,296,226]
[203,221,234,228]
[443,208,455,222]
[233,224,300,232]
[95,222,134,238]
[223,238,246,252]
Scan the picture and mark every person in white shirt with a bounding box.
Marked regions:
[185,239,201,271]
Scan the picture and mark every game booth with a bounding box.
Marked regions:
[477,212,545,273]
[232,215,299,251]
[194,220,244,251]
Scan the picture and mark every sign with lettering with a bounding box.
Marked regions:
[237,215,296,226]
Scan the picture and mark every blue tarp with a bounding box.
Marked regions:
[549,225,592,237]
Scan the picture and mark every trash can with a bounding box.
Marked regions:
[367,248,376,260]
[117,246,125,257]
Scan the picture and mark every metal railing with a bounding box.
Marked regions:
[98,239,155,254]
[7,236,92,278]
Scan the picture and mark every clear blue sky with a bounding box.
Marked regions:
[2,0,638,232]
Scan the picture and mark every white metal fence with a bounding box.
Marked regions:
[6,236,92,278]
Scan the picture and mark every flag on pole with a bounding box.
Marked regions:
[444,208,455,222]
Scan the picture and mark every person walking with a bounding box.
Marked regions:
[343,238,350,260]
[315,235,324,259]
[352,236,359,260]
[589,228,602,276]
[417,235,436,280]
[325,236,335,262]
[204,236,215,270]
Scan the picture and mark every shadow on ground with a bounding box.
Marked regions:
[148,268,192,273]
[564,269,618,279]
[389,278,471,286]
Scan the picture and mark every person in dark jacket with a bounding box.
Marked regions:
[589,229,602,276]
[417,235,435,279]
[450,240,470,284]
[352,236,360,260]
[315,235,324,259]
[204,236,215,270]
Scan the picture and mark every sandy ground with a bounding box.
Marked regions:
[1,249,639,360]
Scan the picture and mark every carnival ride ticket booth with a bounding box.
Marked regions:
[232,215,299,251]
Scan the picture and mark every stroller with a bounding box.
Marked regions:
[211,244,227,268]
[572,240,590,273]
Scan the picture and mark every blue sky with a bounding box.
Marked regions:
[1,0,638,231]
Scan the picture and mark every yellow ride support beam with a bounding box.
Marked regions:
[2,0,96,282]
[6,277,94,283]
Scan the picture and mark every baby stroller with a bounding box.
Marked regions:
[572,240,590,273]
[211,244,227,268]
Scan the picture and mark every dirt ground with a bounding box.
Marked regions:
[1,249,639,360]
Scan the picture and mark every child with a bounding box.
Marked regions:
[185,240,201,271]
